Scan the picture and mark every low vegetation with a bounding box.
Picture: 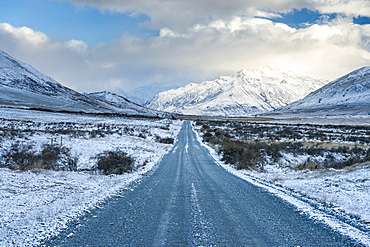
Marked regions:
[2,143,77,171]
[155,135,174,144]
[196,120,370,171]
[0,118,177,175]
[95,150,135,175]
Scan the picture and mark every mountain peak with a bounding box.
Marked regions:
[148,66,327,116]
[233,65,307,81]
[0,49,60,88]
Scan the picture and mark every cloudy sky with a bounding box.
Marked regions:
[0,0,369,97]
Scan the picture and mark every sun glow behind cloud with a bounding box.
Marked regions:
[0,0,369,94]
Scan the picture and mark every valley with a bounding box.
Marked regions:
[0,49,369,246]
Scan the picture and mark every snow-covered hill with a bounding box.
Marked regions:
[0,50,160,116]
[86,91,161,116]
[276,66,370,115]
[147,66,327,116]
[0,50,118,112]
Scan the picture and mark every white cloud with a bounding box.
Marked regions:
[51,0,304,31]
[0,16,369,96]
[312,0,370,17]
[254,10,283,19]
[0,23,51,48]
[52,0,370,33]
[64,40,89,56]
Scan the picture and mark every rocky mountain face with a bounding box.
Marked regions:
[276,66,370,115]
[147,66,328,116]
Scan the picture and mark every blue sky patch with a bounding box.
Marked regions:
[269,8,338,28]
[354,16,370,25]
[0,0,158,45]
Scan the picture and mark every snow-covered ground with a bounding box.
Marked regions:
[0,108,183,246]
[193,123,370,246]
[246,162,370,223]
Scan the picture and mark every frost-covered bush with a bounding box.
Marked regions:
[202,132,214,143]
[219,141,266,171]
[2,143,37,170]
[37,144,77,171]
[1,143,77,171]
[96,150,135,175]
[138,132,147,139]
[155,135,174,144]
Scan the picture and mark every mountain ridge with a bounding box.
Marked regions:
[86,91,161,116]
[0,50,157,116]
[274,66,370,115]
[148,66,328,116]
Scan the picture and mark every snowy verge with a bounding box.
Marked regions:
[0,111,183,246]
[192,123,370,246]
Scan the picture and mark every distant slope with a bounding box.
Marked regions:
[0,50,122,112]
[148,66,327,116]
[275,66,370,116]
[0,50,161,116]
[118,85,176,105]
[86,91,161,116]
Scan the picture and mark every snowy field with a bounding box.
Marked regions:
[0,108,182,246]
[194,120,370,245]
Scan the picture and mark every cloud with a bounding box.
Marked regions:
[0,23,51,49]
[64,40,89,56]
[50,0,303,31]
[312,0,370,17]
[254,10,283,19]
[53,0,370,32]
[0,15,369,96]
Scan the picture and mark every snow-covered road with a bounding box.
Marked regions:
[46,121,361,246]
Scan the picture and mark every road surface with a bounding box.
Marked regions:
[46,121,360,246]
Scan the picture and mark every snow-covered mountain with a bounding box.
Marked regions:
[148,66,328,116]
[0,50,121,112]
[0,50,158,116]
[86,91,161,116]
[118,85,177,105]
[276,66,370,115]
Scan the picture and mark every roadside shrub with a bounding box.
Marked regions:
[36,144,77,171]
[201,124,211,132]
[202,132,213,142]
[160,125,170,130]
[96,150,135,175]
[2,143,77,171]
[155,135,174,144]
[138,132,147,139]
[294,158,323,170]
[220,141,266,170]
[2,143,37,170]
